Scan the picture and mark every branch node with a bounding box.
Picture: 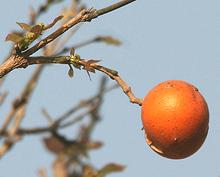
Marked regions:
[81,8,99,22]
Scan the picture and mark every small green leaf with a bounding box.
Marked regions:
[5,33,23,43]
[17,38,31,51]
[30,24,44,35]
[16,22,32,31]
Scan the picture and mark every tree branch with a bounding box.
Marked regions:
[22,0,135,56]
[16,83,117,136]
[0,55,28,78]
[0,65,43,157]
[0,52,142,106]
[96,0,136,16]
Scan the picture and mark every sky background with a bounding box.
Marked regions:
[0,0,220,177]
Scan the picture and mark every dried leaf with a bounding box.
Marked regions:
[5,33,23,43]
[96,36,121,46]
[43,136,65,154]
[82,165,97,177]
[87,141,103,150]
[97,163,125,177]
[16,22,32,31]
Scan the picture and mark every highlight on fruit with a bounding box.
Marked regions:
[141,80,209,159]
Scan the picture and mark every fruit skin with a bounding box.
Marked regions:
[141,80,209,159]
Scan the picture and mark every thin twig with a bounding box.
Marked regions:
[59,109,92,129]
[56,37,96,55]
[4,84,118,136]
[0,138,18,157]
[52,26,81,55]
[96,0,136,16]
[56,35,119,55]
[93,65,142,106]
[7,106,25,137]
[41,108,54,123]
[26,56,142,105]
[54,82,118,125]
[0,65,43,157]
[1,65,44,132]
[79,77,107,142]
[23,0,135,56]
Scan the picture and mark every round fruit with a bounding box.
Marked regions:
[141,80,209,159]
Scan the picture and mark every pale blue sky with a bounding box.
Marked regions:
[1,0,220,177]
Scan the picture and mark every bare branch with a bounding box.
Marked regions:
[93,65,142,106]
[56,36,96,55]
[0,138,18,157]
[0,65,43,157]
[15,83,117,136]
[53,157,68,177]
[52,26,81,55]
[96,0,136,17]
[0,53,142,105]
[0,55,28,78]
[0,62,43,135]
[23,0,135,56]
[41,108,54,123]
[26,56,142,105]
[79,77,107,141]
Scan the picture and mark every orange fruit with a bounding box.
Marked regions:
[141,80,209,159]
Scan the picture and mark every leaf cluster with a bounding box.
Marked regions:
[5,16,63,51]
